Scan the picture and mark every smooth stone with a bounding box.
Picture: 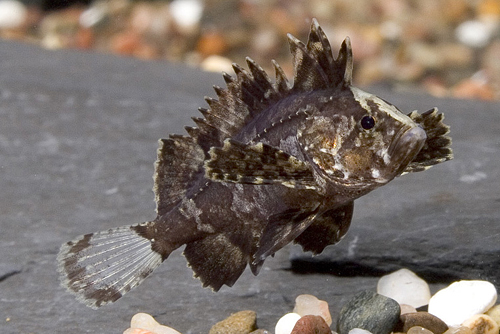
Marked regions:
[337,290,401,334]
[485,304,500,327]
[128,313,181,334]
[293,294,332,325]
[209,310,257,334]
[397,312,449,334]
[349,329,373,334]
[249,330,270,334]
[290,315,331,334]
[428,281,498,326]
[444,326,472,334]
[377,268,431,308]
[124,329,156,334]
[407,326,434,334]
[275,313,301,334]
[401,304,418,315]
[462,314,498,334]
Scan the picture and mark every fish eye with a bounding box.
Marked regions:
[360,115,376,130]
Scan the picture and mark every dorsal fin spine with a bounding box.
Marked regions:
[186,19,353,150]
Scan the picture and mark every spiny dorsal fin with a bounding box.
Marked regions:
[189,18,353,149]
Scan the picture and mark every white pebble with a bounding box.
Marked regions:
[428,280,497,326]
[349,328,373,334]
[293,294,332,325]
[275,313,301,334]
[125,313,181,334]
[0,0,27,29]
[377,268,431,308]
[170,0,203,32]
[200,55,234,73]
[455,20,493,48]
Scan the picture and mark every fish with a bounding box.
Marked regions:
[57,19,453,308]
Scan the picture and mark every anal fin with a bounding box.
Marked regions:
[205,139,318,190]
[184,233,251,291]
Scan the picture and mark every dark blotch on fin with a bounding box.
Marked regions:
[184,233,251,291]
[294,201,354,255]
[404,108,453,173]
[205,139,317,189]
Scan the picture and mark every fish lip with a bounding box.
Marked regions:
[389,125,427,174]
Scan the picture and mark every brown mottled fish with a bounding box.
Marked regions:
[57,19,453,308]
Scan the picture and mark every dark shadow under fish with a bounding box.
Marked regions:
[57,19,453,308]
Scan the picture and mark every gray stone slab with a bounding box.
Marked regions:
[0,39,497,333]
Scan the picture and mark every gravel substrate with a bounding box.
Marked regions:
[1,0,500,100]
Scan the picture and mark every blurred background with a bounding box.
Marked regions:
[1,0,499,100]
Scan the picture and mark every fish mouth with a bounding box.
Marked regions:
[389,125,427,175]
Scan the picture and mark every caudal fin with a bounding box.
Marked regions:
[57,224,163,308]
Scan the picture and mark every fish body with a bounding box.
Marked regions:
[58,19,453,308]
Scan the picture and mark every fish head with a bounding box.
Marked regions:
[298,87,426,191]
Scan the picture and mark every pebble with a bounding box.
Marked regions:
[377,268,431,308]
[290,315,331,334]
[169,0,203,34]
[400,304,418,315]
[455,20,493,48]
[398,312,449,334]
[200,55,234,73]
[0,0,27,29]
[349,329,373,334]
[124,313,181,334]
[462,314,499,334]
[275,313,301,334]
[485,304,500,327]
[293,294,332,326]
[407,326,434,334]
[444,326,472,334]
[337,290,400,334]
[209,310,257,334]
[428,280,497,326]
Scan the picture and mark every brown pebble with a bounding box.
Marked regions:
[408,326,435,334]
[462,314,499,334]
[291,315,331,334]
[397,311,448,334]
[209,310,257,334]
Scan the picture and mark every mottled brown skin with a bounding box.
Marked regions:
[57,19,453,308]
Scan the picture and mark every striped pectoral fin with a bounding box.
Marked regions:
[205,139,318,190]
[57,223,164,308]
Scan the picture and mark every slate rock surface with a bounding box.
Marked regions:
[1,39,499,333]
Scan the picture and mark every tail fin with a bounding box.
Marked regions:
[57,224,163,308]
